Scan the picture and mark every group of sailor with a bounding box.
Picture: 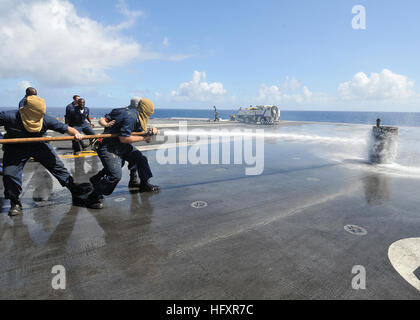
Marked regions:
[0,87,160,217]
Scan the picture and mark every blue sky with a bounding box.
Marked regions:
[1,0,420,111]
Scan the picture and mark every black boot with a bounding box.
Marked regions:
[8,199,23,217]
[86,192,104,209]
[68,182,93,206]
[68,182,92,197]
[128,170,141,188]
[89,171,105,187]
[139,181,160,193]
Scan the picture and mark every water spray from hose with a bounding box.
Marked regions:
[369,118,399,164]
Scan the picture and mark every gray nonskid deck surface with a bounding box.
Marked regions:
[0,121,419,299]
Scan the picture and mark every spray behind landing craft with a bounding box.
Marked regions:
[369,118,399,164]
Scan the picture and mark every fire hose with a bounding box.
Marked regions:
[0,131,156,145]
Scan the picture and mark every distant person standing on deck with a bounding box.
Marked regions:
[18,87,38,108]
[213,106,220,122]
[85,98,159,209]
[0,96,89,216]
[65,97,95,154]
[89,97,142,188]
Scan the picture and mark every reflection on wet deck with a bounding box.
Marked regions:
[1,121,420,299]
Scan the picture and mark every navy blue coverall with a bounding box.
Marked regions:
[92,108,153,196]
[65,103,95,152]
[0,110,74,201]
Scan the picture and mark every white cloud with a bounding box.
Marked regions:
[284,76,301,91]
[106,0,144,32]
[0,0,152,87]
[258,77,312,104]
[171,71,227,102]
[19,80,33,91]
[162,37,169,47]
[302,86,313,99]
[338,69,415,100]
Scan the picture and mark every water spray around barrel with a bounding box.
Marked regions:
[369,118,399,164]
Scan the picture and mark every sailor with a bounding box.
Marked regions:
[65,95,81,118]
[64,97,95,154]
[213,106,220,122]
[85,98,160,209]
[18,87,38,108]
[0,95,89,216]
[89,97,142,188]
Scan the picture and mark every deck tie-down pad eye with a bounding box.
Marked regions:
[190,201,208,209]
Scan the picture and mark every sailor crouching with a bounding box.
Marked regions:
[86,98,160,209]
[89,97,143,188]
[0,95,90,216]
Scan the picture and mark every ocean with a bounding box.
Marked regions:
[1,107,420,127]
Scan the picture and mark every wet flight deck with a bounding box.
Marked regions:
[0,120,419,299]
